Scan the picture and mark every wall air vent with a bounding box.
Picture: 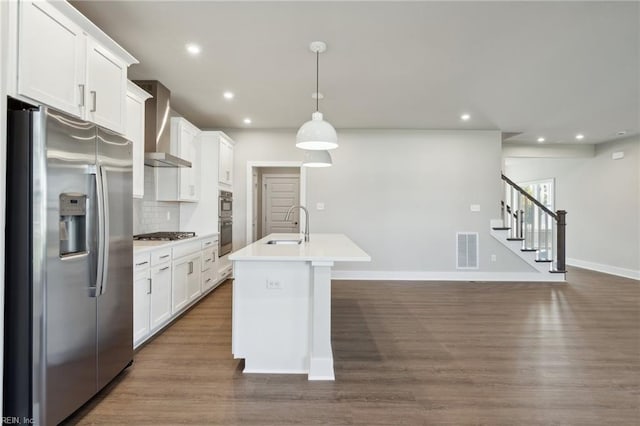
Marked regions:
[457,232,479,269]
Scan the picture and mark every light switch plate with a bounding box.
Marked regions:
[470,204,481,212]
[612,151,624,160]
[316,202,325,210]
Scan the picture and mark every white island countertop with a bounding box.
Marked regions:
[229,233,371,263]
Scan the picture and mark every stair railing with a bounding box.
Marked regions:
[501,174,566,272]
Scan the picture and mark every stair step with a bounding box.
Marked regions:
[535,259,553,263]
[521,248,537,252]
[507,238,524,241]
[492,227,511,231]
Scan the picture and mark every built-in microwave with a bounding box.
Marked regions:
[219,190,232,218]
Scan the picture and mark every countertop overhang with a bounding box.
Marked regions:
[229,233,371,263]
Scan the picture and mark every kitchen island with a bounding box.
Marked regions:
[229,233,371,380]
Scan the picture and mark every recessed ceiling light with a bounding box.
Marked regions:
[575,133,585,140]
[223,91,234,100]
[617,130,627,136]
[243,118,252,124]
[460,113,471,121]
[186,43,201,55]
[537,137,545,143]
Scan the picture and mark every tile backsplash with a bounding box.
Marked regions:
[133,167,180,235]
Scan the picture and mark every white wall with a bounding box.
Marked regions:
[132,167,181,234]
[180,131,219,235]
[226,129,534,276]
[504,136,640,279]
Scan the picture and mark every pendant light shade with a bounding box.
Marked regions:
[296,41,338,151]
[296,112,338,150]
[302,149,333,167]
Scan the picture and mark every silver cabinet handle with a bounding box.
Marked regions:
[160,266,169,271]
[206,258,212,262]
[90,91,97,112]
[147,278,152,294]
[188,261,193,274]
[205,278,212,283]
[136,261,149,266]
[79,84,85,107]
[160,254,170,259]
[204,242,211,246]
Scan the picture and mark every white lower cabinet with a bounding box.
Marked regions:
[133,269,151,346]
[171,242,201,314]
[150,263,172,330]
[187,255,202,302]
[133,235,225,348]
[201,239,219,292]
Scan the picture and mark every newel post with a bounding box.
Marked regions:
[556,210,567,272]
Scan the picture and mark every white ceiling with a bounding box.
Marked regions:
[71,1,639,144]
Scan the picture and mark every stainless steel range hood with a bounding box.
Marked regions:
[132,80,192,168]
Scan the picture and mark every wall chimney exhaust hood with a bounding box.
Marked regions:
[132,80,192,168]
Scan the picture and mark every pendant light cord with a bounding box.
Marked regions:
[316,50,319,112]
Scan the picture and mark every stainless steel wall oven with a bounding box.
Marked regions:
[219,190,232,256]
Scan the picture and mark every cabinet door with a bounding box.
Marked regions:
[18,0,85,117]
[150,263,172,330]
[218,138,234,186]
[218,139,227,184]
[172,260,189,314]
[186,255,202,302]
[86,38,127,134]
[179,124,199,201]
[133,271,151,346]
[126,91,145,198]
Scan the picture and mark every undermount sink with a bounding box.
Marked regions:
[266,239,302,245]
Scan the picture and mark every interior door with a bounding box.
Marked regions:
[263,175,300,236]
[96,126,133,390]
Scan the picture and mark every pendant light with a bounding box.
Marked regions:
[296,41,338,150]
[303,149,333,167]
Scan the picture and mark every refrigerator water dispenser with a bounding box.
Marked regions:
[59,193,87,256]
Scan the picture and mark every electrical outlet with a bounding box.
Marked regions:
[316,202,325,210]
[166,211,171,221]
[491,254,497,262]
[266,280,282,290]
[470,204,481,212]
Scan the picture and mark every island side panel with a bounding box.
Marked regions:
[232,260,312,374]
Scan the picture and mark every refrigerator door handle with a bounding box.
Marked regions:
[95,165,105,297]
[99,165,110,295]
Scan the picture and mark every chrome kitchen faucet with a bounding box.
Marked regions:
[285,205,310,242]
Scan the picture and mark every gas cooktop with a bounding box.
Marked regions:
[133,231,196,241]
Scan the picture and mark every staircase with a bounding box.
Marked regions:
[491,174,567,279]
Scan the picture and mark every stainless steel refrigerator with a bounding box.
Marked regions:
[4,103,133,425]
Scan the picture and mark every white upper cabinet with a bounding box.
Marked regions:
[17,1,86,117]
[12,0,137,134]
[218,133,235,188]
[156,117,201,202]
[85,38,128,132]
[126,81,152,199]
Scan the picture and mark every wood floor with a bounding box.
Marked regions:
[65,267,639,425]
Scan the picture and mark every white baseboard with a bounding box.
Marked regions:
[567,258,640,281]
[331,270,565,282]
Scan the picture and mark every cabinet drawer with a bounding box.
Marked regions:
[201,248,216,271]
[151,247,172,266]
[201,268,218,292]
[134,252,151,272]
[201,237,217,250]
[219,264,232,281]
[172,240,201,259]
